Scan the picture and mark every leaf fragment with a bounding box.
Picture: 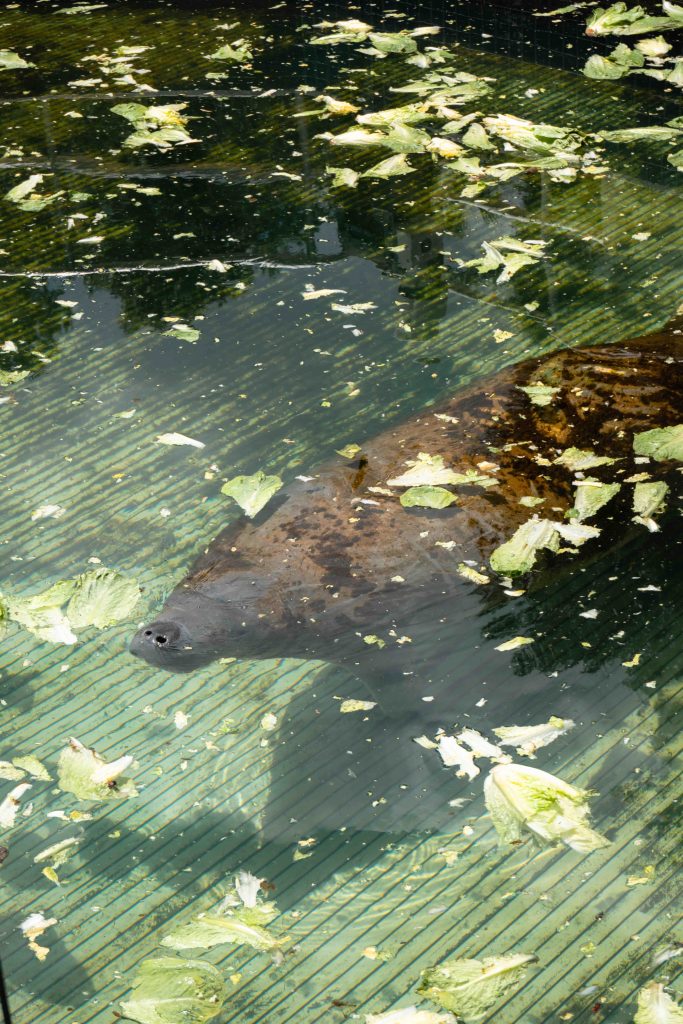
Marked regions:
[221,471,283,518]
[57,737,137,801]
[633,424,683,462]
[418,952,537,1018]
[121,957,227,1024]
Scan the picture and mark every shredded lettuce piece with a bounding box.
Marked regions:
[0,782,32,827]
[484,763,610,851]
[221,471,283,518]
[517,383,560,406]
[162,909,283,952]
[57,737,137,801]
[634,982,683,1024]
[362,154,415,177]
[493,717,575,757]
[121,957,227,1024]
[418,953,537,1018]
[586,2,682,35]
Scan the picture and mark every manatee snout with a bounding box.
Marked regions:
[130,618,208,672]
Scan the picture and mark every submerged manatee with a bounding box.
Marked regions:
[131,317,682,835]
[132,317,681,681]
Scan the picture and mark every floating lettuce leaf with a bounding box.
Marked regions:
[382,124,432,154]
[489,518,560,575]
[668,148,683,169]
[113,103,197,150]
[66,568,140,629]
[599,126,681,142]
[336,443,362,459]
[633,423,683,461]
[456,563,490,584]
[584,53,632,78]
[0,50,34,70]
[340,699,377,713]
[495,636,534,651]
[366,1009,455,1024]
[635,34,672,54]
[572,478,621,521]
[632,480,669,530]
[400,486,458,509]
[164,324,200,343]
[436,735,479,778]
[4,173,63,212]
[493,717,575,757]
[121,957,227,1024]
[208,40,253,62]
[328,127,387,147]
[634,982,683,1024]
[3,580,78,644]
[585,2,682,35]
[0,368,30,386]
[388,454,496,489]
[221,471,283,518]
[418,953,537,1018]
[553,521,601,545]
[162,910,283,952]
[12,755,51,781]
[368,31,418,54]
[458,237,547,284]
[358,104,431,127]
[57,737,137,801]
[517,383,561,407]
[554,447,617,471]
[482,114,581,157]
[484,763,609,851]
[362,154,415,178]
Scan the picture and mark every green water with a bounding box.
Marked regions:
[0,2,681,1023]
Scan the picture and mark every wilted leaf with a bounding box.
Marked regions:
[572,478,621,521]
[495,636,534,651]
[400,485,458,509]
[340,699,377,713]
[418,953,537,1018]
[362,154,415,178]
[0,50,34,70]
[66,568,140,629]
[221,471,283,518]
[327,165,360,188]
[164,324,200,343]
[156,433,205,449]
[518,383,560,407]
[489,518,560,575]
[484,762,609,851]
[554,447,617,471]
[57,737,137,801]
[208,40,253,63]
[634,982,683,1024]
[121,957,227,1024]
[493,717,575,757]
[336,443,362,459]
[162,912,283,952]
[633,423,683,461]
[599,126,681,142]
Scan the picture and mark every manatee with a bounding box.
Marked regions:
[131,319,682,835]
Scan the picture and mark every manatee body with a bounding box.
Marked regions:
[132,320,681,683]
[130,320,681,835]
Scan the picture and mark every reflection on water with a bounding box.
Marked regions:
[0,1,681,1023]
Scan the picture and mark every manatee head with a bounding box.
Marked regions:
[130,572,295,672]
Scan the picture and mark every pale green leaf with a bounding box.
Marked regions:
[495,636,535,651]
[326,165,360,188]
[340,699,377,713]
[57,737,137,801]
[400,485,458,509]
[336,443,362,459]
[120,957,227,1024]
[362,154,415,178]
[368,32,418,54]
[633,423,683,461]
[3,580,78,644]
[12,755,51,781]
[484,762,609,851]
[586,3,680,35]
[221,471,283,518]
[329,127,387,147]
[489,518,560,575]
[66,568,140,629]
[164,324,200,343]
[461,123,495,150]
[161,912,283,952]
[418,953,537,1018]
[554,447,617,471]
[572,479,621,521]
[599,126,681,142]
[0,50,34,70]
[634,982,683,1024]
[584,54,631,78]
[208,41,253,63]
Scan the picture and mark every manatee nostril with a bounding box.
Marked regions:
[144,630,152,637]
[155,635,168,646]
